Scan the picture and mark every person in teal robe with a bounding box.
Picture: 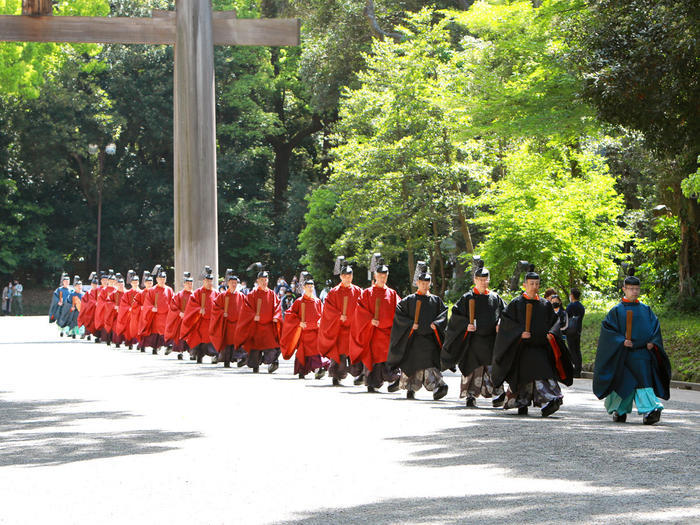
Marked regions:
[593,270,670,425]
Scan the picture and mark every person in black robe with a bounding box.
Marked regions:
[565,288,585,377]
[593,269,670,424]
[387,272,448,400]
[492,265,573,417]
[441,260,506,407]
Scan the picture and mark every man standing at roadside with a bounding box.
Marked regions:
[12,280,23,316]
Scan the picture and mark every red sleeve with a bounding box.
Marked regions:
[280,299,302,359]
[180,289,202,342]
[209,291,227,351]
[233,292,256,349]
[318,289,342,356]
[349,289,375,367]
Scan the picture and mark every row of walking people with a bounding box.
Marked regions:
[48,257,670,423]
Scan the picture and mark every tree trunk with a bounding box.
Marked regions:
[272,142,292,216]
[432,222,447,297]
[406,239,415,292]
[678,193,699,298]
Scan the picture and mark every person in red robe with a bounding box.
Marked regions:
[349,259,401,393]
[130,271,152,352]
[94,271,116,344]
[164,271,194,360]
[318,261,364,386]
[281,278,329,379]
[233,268,282,373]
[210,270,246,368]
[104,275,127,347]
[77,272,99,340]
[138,265,174,354]
[180,266,218,364]
[115,271,141,349]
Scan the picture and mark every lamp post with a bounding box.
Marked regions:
[89,142,117,274]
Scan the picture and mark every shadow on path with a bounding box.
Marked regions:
[0,396,201,467]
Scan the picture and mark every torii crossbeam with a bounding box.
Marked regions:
[0,0,300,282]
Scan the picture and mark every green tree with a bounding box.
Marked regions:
[570,0,700,298]
[473,142,628,294]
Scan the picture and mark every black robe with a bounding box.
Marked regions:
[441,290,505,376]
[492,294,573,388]
[387,293,447,376]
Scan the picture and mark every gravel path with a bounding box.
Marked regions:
[0,317,698,524]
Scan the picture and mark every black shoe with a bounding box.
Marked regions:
[314,369,326,380]
[541,398,562,417]
[252,366,259,373]
[189,353,196,360]
[60,332,64,337]
[71,334,76,339]
[165,346,172,355]
[466,396,476,407]
[196,354,203,364]
[643,409,662,425]
[387,380,400,393]
[433,384,448,401]
[152,348,158,355]
[237,358,247,368]
[298,373,306,379]
[128,344,133,350]
[407,390,415,400]
[332,378,341,387]
[517,406,528,416]
[140,347,145,353]
[492,392,506,408]
[86,335,92,341]
[612,411,627,423]
[224,361,230,368]
[95,338,101,344]
[268,361,279,374]
[115,343,121,348]
[211,355,218,364]
[177,353,183,360]
[367,386,377,393]
[353,376,364,386]
[106,340,111,346]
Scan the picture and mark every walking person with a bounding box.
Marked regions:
[2,281,12,315]
[566,288,585,378]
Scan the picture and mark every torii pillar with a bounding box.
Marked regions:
[173,0,217,284]
[0,1,300,283]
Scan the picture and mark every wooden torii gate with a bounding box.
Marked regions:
[0,0,300,282]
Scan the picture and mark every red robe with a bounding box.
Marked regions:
[128,289,148,343]
[104,288,124,334]
[138,285,174,337]
[281,295,322,361]
[318,283,362,364]
[349,285,400,370]
[209,288,245,351]
[180,286,217,348]
[115,288,139,339]
[233,287,282,351]
[94,285,115,331]
[78,286,99,334]
[164,289,193,345]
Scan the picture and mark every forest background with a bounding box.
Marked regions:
[0,0,698,379]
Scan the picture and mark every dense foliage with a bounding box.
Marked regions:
[0,0,697,309]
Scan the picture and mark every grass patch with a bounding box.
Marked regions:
[581,307,700,383]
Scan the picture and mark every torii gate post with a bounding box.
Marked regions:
[0,0,300,283]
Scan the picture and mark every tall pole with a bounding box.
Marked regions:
[96,151,104,274]
[174,0,218,286]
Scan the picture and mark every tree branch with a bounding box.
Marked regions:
[364,0,404,42]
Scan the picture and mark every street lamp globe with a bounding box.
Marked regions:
[88,144,99,155]
[105,143,117,155]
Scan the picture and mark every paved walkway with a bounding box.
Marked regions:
[0,317,698,524]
